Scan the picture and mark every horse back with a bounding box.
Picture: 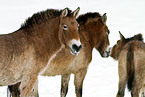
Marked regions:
[119,40,145,63]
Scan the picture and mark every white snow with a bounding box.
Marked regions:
[0,0,145,97]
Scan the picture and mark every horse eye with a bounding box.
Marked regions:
[77,24,79,29]
[107,29,110,35]
[63,25,68,30]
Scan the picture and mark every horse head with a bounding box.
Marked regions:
[59,7,82,55]
[94,13,110,58]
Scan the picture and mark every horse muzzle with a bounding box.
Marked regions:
[101,48,111,58]
[69,39,82,55]
[70,44,82,55]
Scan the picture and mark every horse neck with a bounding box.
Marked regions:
[80,24,99,49]
[24,17,62,57]
[79,25,94,50]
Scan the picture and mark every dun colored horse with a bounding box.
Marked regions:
[0,7,81,97]
[110,32,145,97]
[8,12,110,97]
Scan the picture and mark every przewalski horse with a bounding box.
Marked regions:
[110,31,145,97]
[8,12,110,97]
[0,7,81,97]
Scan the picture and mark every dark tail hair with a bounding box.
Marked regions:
[127,44,135,91]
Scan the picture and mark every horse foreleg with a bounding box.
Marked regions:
[19,65,41,97]
[61,74,71,97]
[8,80,39,97]
[20,76,38,97]
[29,79,39,97]
[74,69,87,97]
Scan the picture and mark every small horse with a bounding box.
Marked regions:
[8,12,110,97]
[110,31,145,97]
[0,7,81,97]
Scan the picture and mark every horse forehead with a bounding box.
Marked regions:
[86,17,99,24]
[62,17,78,25]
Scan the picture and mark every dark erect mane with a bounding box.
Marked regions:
[76,12,101,25]
[20,8,72,29]
[127,33,143,42]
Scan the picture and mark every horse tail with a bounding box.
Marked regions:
[127,44,135,91]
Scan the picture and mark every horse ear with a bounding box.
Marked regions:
[101,13,107,23]
[119,31,125,41]
[72,7,80,18]
[61,8,68,18]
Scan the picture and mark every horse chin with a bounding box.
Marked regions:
[100,48,111,58]
[103,48,111,58]
[102,51,109,58]
[70,48,79,55]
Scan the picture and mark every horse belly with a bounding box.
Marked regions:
[0,58,30,86]
[0,66,22,86]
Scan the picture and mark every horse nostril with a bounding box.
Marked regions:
[72,44,82,52]
[77,45,82,52]
[72,44,78,50]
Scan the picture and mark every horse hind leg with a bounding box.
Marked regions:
[141,92,144,97]
[61,74,71,97]
[131,86,140,97]
[116,79,127,97]
[131,75,143,97]
[141,85,145,97]
[116,63,127,97]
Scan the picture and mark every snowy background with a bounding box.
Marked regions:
[0,0,145,97]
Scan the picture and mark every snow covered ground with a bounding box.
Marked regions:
[0,0,145,97]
